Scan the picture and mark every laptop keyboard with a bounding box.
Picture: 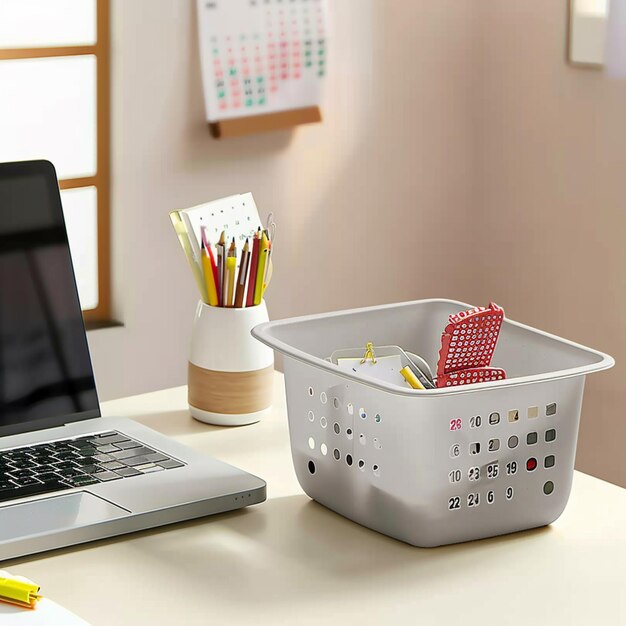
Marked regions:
[0,431,185,504]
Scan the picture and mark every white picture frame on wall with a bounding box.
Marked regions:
[569,0,609,66]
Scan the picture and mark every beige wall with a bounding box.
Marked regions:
[476,0,626,487]
[88,1,478,393]
[87,0,625,487]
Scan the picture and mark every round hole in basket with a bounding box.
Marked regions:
[375,413,382,423]
[320,443,328,456]
[308,387,314,397]
[320,416,327,428]
[333,422,340,434]
[373,464,380,477]
[358,459,365,471]
[333,448,341,460]
[308,410,314,422]
[346,428,353,440]
[359,433,366,446]
[359,408,367,419]
[320,392,327,404]
[347,403,354,415]
[346,454,353,466]
[308,460,316,474]
[308,437,315,450]
[333,397,340,409]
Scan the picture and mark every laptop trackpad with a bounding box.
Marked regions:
[0,492,130,543]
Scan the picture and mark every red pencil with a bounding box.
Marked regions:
[207,242,220,306]
[246,228,261,307]
[202,226,222,306]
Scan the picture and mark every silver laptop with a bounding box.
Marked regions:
[0,160,266,561]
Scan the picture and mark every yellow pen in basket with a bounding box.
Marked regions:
[400,366,425,390]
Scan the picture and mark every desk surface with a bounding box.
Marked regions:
[10,373,626,625]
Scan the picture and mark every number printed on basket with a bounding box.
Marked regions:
[468,466,480,481]
[487,462,499,479]
[449,418,462,431]
[467,493,480,507]
[449,469,462,484]
[469,415,482,429]
[447,485,521,511]
[506,461,518,476]
[448,496,461,511]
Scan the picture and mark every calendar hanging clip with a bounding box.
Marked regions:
[265,212,277,245]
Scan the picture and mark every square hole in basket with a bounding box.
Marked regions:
[528,406,539,419]
[508,409,519,423]
[545,428,557,442]
[546,403,557,416]
[489,412,500,425]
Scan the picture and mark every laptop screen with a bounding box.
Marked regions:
[0,161,100,436]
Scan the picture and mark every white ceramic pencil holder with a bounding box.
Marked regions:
[188,300,274,426]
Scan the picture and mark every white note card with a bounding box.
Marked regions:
[0,598,90,625]
[196,0,328,122]
[180,192,262,257]
[337,356,411,389]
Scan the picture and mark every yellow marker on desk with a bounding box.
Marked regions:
[253,231,269,305]
[0,571,42,609]
[400,366,425,390]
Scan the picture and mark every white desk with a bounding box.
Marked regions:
[10,373,626,625]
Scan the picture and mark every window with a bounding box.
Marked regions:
[0,0,110,323]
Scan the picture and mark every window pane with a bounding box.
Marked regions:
[0,0,96,48]
[60,186,98,311]
[0,55,97,179]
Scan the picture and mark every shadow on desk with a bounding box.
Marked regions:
[6,493,554,603]
[126,410,247,438]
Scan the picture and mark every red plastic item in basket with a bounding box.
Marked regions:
[436,302,506,388]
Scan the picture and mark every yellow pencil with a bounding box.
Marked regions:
[201,240,219,306]
[226,238,237,307]
[253,231,269,305]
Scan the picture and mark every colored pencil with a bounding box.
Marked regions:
[201,240,219,306]
[234,238,250,308]
[226,238,236,307]
[216,230,226,306]
[246,228,261,307]
[253,231,269,306]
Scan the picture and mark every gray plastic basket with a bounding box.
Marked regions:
[252,299,614,547]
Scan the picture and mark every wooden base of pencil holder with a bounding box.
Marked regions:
[188,300,274,426]
[188,363,273,425]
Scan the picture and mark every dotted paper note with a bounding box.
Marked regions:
[197,0,328,122]
[179,193,263,272]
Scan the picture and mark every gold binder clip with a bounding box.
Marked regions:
[360,342,377,364]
